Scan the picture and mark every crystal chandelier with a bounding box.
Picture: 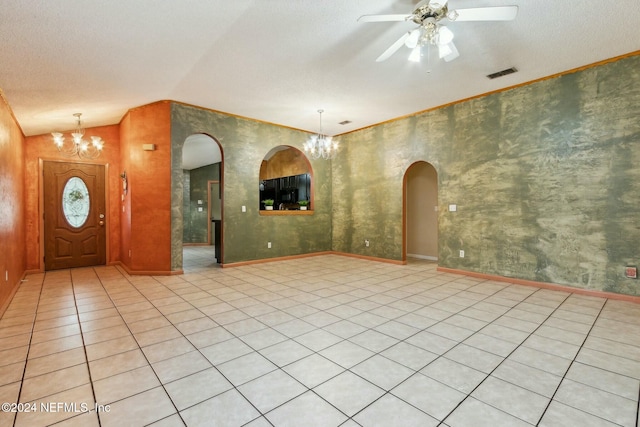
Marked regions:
[52,113,104,159]
[303,109,338,160]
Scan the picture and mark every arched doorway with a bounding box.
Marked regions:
[403,161,438,261]
[181,134,223,267]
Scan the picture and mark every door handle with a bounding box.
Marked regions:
[99,221,104,226]
[99,214,105,219]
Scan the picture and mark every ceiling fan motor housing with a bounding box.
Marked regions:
[412,3,448,25]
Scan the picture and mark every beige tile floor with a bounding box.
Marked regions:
[0,246,639,426]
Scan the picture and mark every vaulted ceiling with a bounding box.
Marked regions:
[1,0,639,138]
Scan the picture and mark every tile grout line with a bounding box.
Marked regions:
[106,265,284,425]
[170,268,374,426]
[182,259,452,423]
[69,269,106,426]
[87,267,188,426]
[636,377,640,427]
[305,274,519,423]
[342,274,520,420]
[225,263,550,424]
[9,272,45,427]
[6,271,104,426]
[534,297,623,427]
[432,286,577,427]
[248,261,460,423]
[10,254,637,426]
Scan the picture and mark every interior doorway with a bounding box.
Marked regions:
[404,161,438,261]
[43,161,106,270]
[181,134,223,264]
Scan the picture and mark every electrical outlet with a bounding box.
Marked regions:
[365,239,370,247]
[459,250,465,258]
[267,242,272,249]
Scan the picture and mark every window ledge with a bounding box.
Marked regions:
[259,210,314,216]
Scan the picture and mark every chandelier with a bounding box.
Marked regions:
[303,109,338,160]
[52,113,104,159]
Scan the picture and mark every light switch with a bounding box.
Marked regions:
[242,206,246,212]
[449,204,457,212]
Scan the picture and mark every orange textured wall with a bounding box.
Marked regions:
[0,93,26,314]
[24,124,121,270]
[122,102,172,273]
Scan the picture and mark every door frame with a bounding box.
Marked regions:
[207,180,220,245]
[39,158,111,271]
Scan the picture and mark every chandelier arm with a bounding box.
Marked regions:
[304,109,338,161]
[51,113,104,159]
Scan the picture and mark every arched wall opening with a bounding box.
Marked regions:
[259,145,314,212]
[181,133,224,264]
[403,161,439,261]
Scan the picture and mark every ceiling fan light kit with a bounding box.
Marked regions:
[359,0,518,67]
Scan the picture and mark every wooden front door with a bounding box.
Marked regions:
[43,161,106,270]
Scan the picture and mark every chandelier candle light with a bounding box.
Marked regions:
[52,113,104,159]
[303,109,338,160]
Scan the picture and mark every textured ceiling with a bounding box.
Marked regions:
[1,0,639,138]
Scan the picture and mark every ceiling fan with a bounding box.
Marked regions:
[359,0,518,64]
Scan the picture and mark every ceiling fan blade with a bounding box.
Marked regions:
[376,32,411,62]
[358,14,409,22]
[453,6,518,21]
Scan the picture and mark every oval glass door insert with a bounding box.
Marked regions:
[62,177,90,227]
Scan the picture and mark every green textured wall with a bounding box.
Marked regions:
[333,55,640,296]
[170,104,332,266]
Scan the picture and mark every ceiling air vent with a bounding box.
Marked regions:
[487,67,518,79]
[339,120,352,125]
